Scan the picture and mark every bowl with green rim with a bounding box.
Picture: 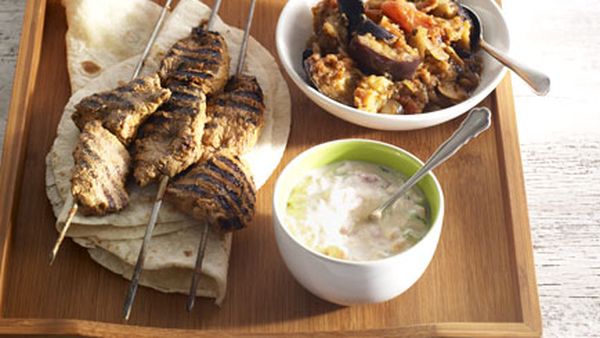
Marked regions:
[272,139,444,305]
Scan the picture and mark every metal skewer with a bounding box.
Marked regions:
[187,0,257,312]
[132,0,174,79]
[235,0,256,76]
[48,0,174,266]
[122,0,224,321]
[206,0,224,29]
[187,222,210,311]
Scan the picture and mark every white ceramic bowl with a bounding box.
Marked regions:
[276,0,509,130]
[272,139,445,305]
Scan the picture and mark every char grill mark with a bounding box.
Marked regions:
[165,152,256,232]
[215,154,256,207]
[202,75,266,157]
[171,69,214,81]
[169,182,244,230]
[77,144,119,210]
[213,99,261,116]
[133,86,207,186]
[159,29,230,96]
[71,121,131,216]
[202,158,254,215]
[170,90,201,102]
[77,129,121,204]
[187,171,247,223]
[171,47,222,58]
[78,137,126,199]
[72,73,171,146]
[231,90,263,102]
[134,27,231,186]
[171,55,221,67]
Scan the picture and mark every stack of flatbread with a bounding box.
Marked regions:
[46,0,291,304]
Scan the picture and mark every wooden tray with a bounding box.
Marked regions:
[0,0,542,336]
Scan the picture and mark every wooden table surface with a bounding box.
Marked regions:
[0,0,598,337]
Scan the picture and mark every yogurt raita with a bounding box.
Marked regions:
[285,160,430,261]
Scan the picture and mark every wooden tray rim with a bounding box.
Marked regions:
[0,0,542,336]
[0,319,539,337]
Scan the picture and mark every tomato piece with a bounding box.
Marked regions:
[364,8,382,23]
[381,0,436,32]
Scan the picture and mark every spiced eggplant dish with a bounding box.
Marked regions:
[304,0,482,114]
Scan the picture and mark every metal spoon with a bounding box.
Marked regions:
[460,4,550,96]
[369,107,492,221]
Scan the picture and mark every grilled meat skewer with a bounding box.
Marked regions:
[165,152,256,309]
[133,84,207,186]
[72,73,171,146]
[123,0,228,320]
[203,75,266,156]
[50,0,175,265]
[166,152,256,232]
[52,74,169,263]
[71,121,131,215]
[133,26,231,187]
[160,28,231,97]
[178,0,259,312]
[50,121,131,263]
[133,27,230,187]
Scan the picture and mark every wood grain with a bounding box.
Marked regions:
[0,0,541,336]
[3,1,599,337]
[493,75,541,332]
[0,0,46,308]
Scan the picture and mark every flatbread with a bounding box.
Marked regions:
[63,0,163,92]
[50,0,291,303]
[50,0,292,227]
[85,226,232,304]
[46,153,194,240]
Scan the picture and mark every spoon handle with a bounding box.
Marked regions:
[370,107,491,220]
[479,39,550,96]
[419,106,491,175]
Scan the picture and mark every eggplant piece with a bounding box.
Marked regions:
[452,42,471,59]
[302,48,318,88]
[437,81,468,102]
[348,34,420,81]
[337,0,365,34]
[338,0,395,42]
[303,48,314,62]
[355,15,396,42]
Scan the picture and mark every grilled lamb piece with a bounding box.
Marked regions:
[72,74,171,145]
[133,83,207,187]
[165,152,256,232]
[160,27,230,97]
[71,121,131,216]
[133,27,231,187]
[202,75,266,156]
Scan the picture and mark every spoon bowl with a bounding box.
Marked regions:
[460,4,551,96]
[370,107,492,221]
[460,5,483,52]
